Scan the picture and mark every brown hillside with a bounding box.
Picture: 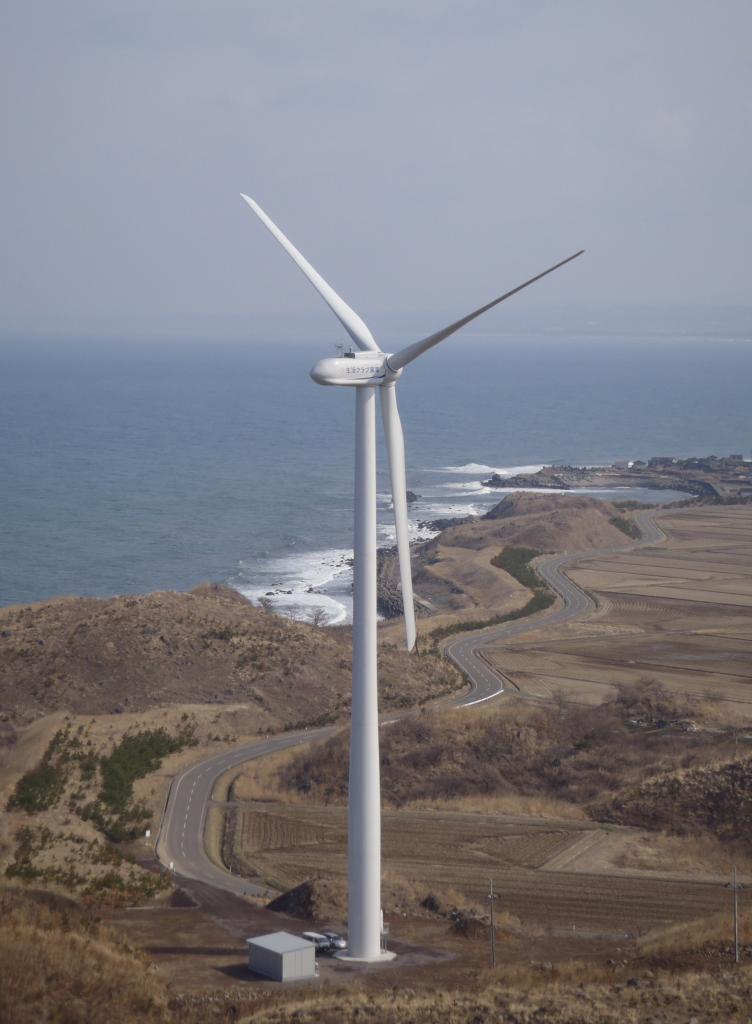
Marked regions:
[395,493,634,631]
[0,886,169,1024]
[444,492,631,552]
[277,686,735,822]
[5,886,752,1024]
[598,756,752,841]
[0,583,459,725]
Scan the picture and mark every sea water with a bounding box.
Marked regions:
[1,313,750,620]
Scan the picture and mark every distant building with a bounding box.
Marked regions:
[648,456,677,467]
[246,931,316,982]
[682,457,716,472]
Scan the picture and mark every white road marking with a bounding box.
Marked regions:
[447,507,668,710]
[461,685,504,707]
[158,510,673,896]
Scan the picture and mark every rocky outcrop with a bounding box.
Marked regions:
[376,545,404,618]
[417,515,473,532]
[484,471,568,490]
[482,464,723,498]
[376,545,435,620]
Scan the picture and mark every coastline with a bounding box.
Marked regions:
[237,453,751,626]
[231,463,707,626]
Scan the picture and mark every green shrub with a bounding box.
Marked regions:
[609,515,641,539]
[99,729,178,814]
[7,733,68,813]
[428,546,556,648]
[8,760,65,813]
[430,591,555,644]
[490,546,545,589]
[93,724,196,840]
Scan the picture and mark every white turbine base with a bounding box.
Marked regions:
[335,949,397,964]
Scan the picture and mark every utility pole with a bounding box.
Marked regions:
[487,879,499,968]
[726,865,745,964]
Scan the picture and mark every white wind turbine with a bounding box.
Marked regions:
[241,194,582,961]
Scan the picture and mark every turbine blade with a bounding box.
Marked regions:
[388,250,584,371]
[380,384,416,651]
[240,194,379,353]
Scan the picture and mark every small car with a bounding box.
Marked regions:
[322,930,347,951]
[301,931,334,955]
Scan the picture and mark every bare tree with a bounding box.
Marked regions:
[305,606,332,628]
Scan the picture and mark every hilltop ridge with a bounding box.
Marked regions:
[379,491,631,623]
[0,583,458,726]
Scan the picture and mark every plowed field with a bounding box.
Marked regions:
[229,801,727,936]
[484,505,752,717]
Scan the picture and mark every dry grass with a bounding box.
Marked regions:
[611,832,752,877]
[227,743,304,804]
[598,754,752,841]
[0,713,209,900]
[638,907,752,956]
[0,583,460,727]
[381,492,631,646]
[4,879,751,1024]
[227,712,589,817]
[275,685,737,824]
[0,703,276,831]
[238,962,752,1023]
[401,792,587,820]
[203,804,226,871]
[0,886,169,1024]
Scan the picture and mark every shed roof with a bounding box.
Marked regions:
[246,931,314,955]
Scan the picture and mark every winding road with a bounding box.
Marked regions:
[445,507,667,705]
[156,727,336,898]
[157,507,668,896]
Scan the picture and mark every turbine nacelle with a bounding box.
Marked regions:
[310,351,402,387]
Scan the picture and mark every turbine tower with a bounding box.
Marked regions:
[241,194,582,960]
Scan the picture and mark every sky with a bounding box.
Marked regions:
[1,1,750,341]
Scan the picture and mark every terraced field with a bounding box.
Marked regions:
[212,505,750,960]
[229,802,727,936]
[483,505,752,717]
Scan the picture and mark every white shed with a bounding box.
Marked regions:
[246,931,316,982]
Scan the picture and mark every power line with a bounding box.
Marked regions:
[726,864,746,964]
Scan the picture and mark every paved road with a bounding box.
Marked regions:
[445,507,667,706]
[157,726,335,898]
[157,507,668,895]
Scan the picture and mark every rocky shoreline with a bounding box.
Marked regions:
[483,468,718,496]
[482,453,752,500]
[375,454,751,620]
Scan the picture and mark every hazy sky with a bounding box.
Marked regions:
[1,1,750,340]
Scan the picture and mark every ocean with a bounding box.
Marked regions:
[2,312,750,620]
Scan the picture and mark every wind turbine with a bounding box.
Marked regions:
[241,193,582,960]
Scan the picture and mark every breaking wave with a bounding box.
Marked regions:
[430,462,545,477]
[233,547,353,625]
